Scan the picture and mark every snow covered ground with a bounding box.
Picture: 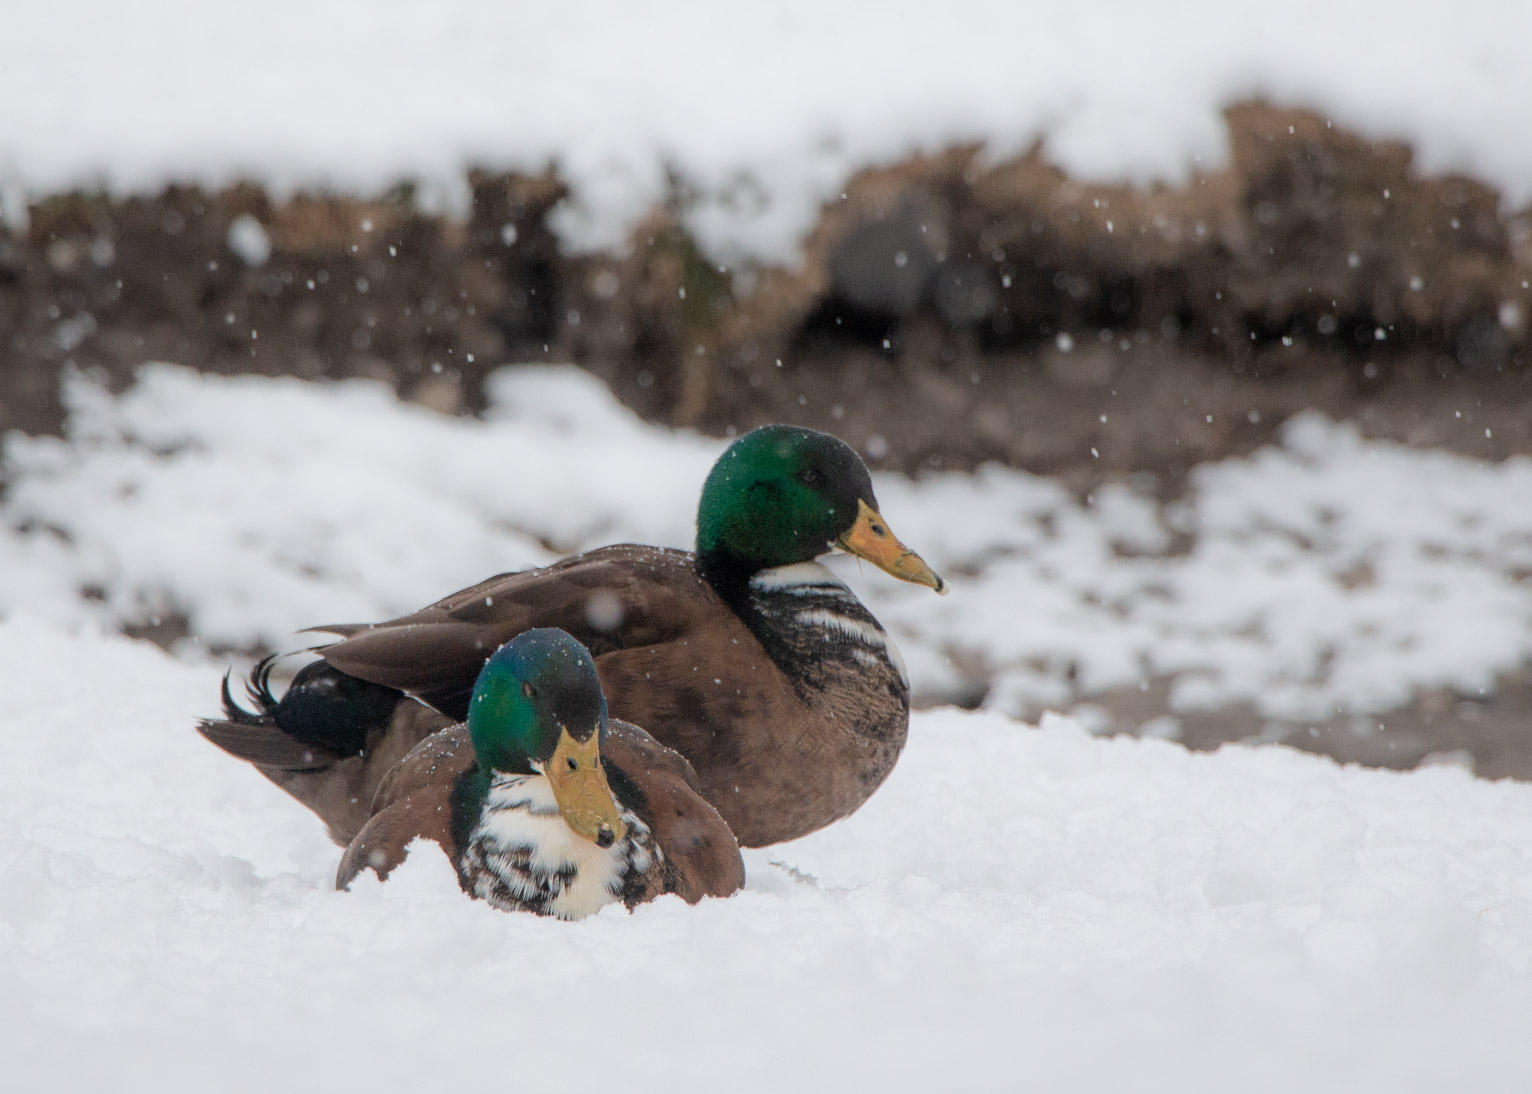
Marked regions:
[4,366,1532,1089]
[5,364,1530,725]
[5,1,1532,260]
[7,1,1532,1083]
[7,618,1532,1092]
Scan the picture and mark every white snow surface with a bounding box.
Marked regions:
[3,1,1532,259]
[5,367,1532,1088]
[6,616,1532,1092]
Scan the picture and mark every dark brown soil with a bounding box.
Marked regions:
[4,100,1531,776]
[1081,672,1532,783]
[3,101,1530,482]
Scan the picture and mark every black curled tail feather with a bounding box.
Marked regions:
[200,653,348,770]
[218,654,285,724]
[202,653,404,769]
[245,653,285,718]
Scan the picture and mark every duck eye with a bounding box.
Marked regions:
[798,469,821,487]
[521,681,535,698]
[566,757,578,771]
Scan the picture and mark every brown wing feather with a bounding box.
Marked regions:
[603,719,704,792]
[603,720,744,902]
[316,545,709,719]
[196,718,344,769]
[335,725,475,889]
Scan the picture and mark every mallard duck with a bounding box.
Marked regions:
[337,628,744,918]
[199,423,945,848]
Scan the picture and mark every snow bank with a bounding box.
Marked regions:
[5,368,1532,1088]
[876,416,1532,720]
[5,616,1532,1092]
[4,364,1529,724]
[0,364,718,646]
[3,1,1531,259]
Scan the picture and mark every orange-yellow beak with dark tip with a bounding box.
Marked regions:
[837,499,948,594]
[547,726,628,846]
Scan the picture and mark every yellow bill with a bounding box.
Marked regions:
[837,499,947,594]
[547,727,628,847]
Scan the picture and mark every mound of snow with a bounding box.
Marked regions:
[4,617,1532,1091]
[0,364,719,648]
[876,413,1532,720]
[3,1,1532,259]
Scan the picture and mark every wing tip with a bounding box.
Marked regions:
[196,718,344,770]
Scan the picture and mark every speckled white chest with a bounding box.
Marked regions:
[467,773,653,921]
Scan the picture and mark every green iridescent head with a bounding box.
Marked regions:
[695,424,946,592]
[467,628,625,846]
